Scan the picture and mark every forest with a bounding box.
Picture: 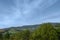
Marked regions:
[0,23,60,40]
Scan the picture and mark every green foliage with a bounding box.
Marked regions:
[55,24,60,27]
[9,29,30,40]
[0,33,3,40]
[0,23,60,40]
[16,29,30,40]
[4,32,10,40]
[56,28,60,40]
[30,23,58,40]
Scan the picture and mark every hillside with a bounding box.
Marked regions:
[0,23,60,40]
[0,23,60,33]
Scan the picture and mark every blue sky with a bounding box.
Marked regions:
[0,0,60,28]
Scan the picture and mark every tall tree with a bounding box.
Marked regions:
[14,29,30,40]
[56,28,60,40]
[0,33,3,40]
[4,32,10,40]
[30,23,58,40]
[22,29,30,40]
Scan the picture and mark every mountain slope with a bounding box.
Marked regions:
[0,23,60,33]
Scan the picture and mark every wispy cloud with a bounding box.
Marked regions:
[0,0,60,28]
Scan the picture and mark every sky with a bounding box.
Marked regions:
[0,0,60,28]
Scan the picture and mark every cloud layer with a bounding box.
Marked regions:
[0,0,60,28]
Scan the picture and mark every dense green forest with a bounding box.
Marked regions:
[0,23,60,40]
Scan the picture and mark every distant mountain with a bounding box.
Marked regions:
[0,23,60,33]
[4,24,40,30]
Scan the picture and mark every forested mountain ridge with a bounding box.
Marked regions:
[0,23,60,40]
[0,23,60,32]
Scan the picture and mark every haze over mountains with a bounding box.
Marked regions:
[0,23,60,33]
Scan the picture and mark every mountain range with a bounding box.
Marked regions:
[0,23,60,33]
